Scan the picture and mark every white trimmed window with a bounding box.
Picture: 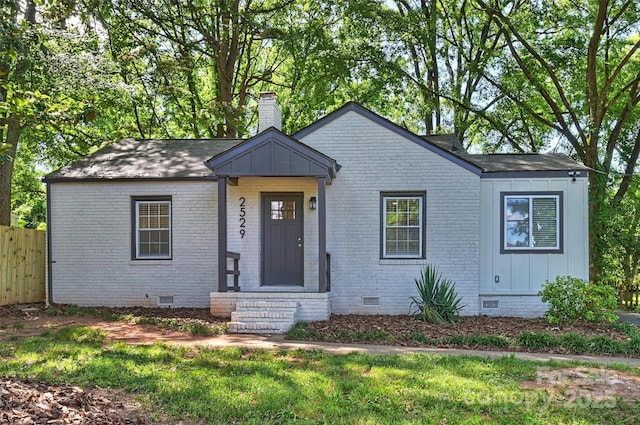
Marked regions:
[133,198,172,259]
[502,192,562,252]
[382,193,425,258]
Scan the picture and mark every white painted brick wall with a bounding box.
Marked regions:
[479,295,548,318]
[299,111,481,316]
[258,95,281,132]
[49,181,218,307]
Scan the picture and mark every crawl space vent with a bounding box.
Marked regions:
[158,296,174,306]
[362,296,380,307]
[482,300,499,309]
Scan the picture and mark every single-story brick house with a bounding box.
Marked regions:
[44,94,589,332]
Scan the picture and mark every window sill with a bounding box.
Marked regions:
[129,260,173,266]
[379,259,427,266]
[501,249,563,255]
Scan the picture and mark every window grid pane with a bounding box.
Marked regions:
[137,200,171,259]
[270,200,296,220]
[384,196,422,258]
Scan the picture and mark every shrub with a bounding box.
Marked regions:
[588,336,626,355]
[559,332,589,354]
[409,265,464,324]
[539,276,618,325]
[516,332,557,350]
[468,335,510,348]
[409,332,432,344]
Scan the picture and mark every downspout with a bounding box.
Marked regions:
[45,182,54,305]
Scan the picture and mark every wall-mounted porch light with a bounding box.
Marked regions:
[309,196,317,210]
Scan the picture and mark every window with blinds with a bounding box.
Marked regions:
[134,199,172,259]
[503,193,561,252]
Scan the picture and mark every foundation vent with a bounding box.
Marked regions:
[362,296,380,307]
[482,300,499,309]
[158,295,174,307]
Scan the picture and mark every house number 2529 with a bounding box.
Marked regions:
[239,197,246,238]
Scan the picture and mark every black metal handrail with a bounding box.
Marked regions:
[325,252,331,292]
[226,251,240,292]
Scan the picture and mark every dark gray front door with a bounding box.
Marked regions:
[262,194,304,286]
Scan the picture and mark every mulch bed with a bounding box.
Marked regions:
[0,379,149,425]
[298,314,630,347]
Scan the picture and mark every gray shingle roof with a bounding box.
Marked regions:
[422,135,589,174]
[44,138,243,181]
[44,125,588,182]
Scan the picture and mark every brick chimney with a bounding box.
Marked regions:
[258,92,281,133]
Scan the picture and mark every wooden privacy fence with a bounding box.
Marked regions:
[0,225,46,306]
[622,286,640,308]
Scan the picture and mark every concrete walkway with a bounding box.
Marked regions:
[617,310,640,327]
[180,333,640,367]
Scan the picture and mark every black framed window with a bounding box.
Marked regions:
[381,192,426,259]
[501,192,563,253]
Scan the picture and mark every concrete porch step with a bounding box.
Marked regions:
[235,300,299,310]
[231,310,297,321]
[227,320,293,334]
[227,298,300,334]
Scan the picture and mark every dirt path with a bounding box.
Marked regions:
[0,303,227,345]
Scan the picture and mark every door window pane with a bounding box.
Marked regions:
[271,200,296,220]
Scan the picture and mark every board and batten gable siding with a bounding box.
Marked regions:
[49,181,218,307]
[478,177,589,317]
[226,177,320,292]
[298,109,481,315]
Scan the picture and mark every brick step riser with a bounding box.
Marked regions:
[227,321,293,334]
[235,301,299,310]
[231,311,298,321]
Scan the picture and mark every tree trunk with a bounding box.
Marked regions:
[587,162,607,283]
[0,115,21,226]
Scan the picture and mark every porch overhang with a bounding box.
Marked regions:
[206,127,338,295]
[204,127,339,183]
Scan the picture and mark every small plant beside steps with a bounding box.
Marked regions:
[409,265,464,324]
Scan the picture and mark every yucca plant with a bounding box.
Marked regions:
[409,265,464,323]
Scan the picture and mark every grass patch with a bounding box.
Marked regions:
[96,310,225,336]
[286,323,326,341]
[0,327,637,424]
[406,333,510,349]
[53,326,106,344]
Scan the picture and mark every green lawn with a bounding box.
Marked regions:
[1,326,638,424]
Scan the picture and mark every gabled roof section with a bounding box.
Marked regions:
[421,135,590,177]
[205,127,339,182]
[294,102,483,176]
[43,138,243,182]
